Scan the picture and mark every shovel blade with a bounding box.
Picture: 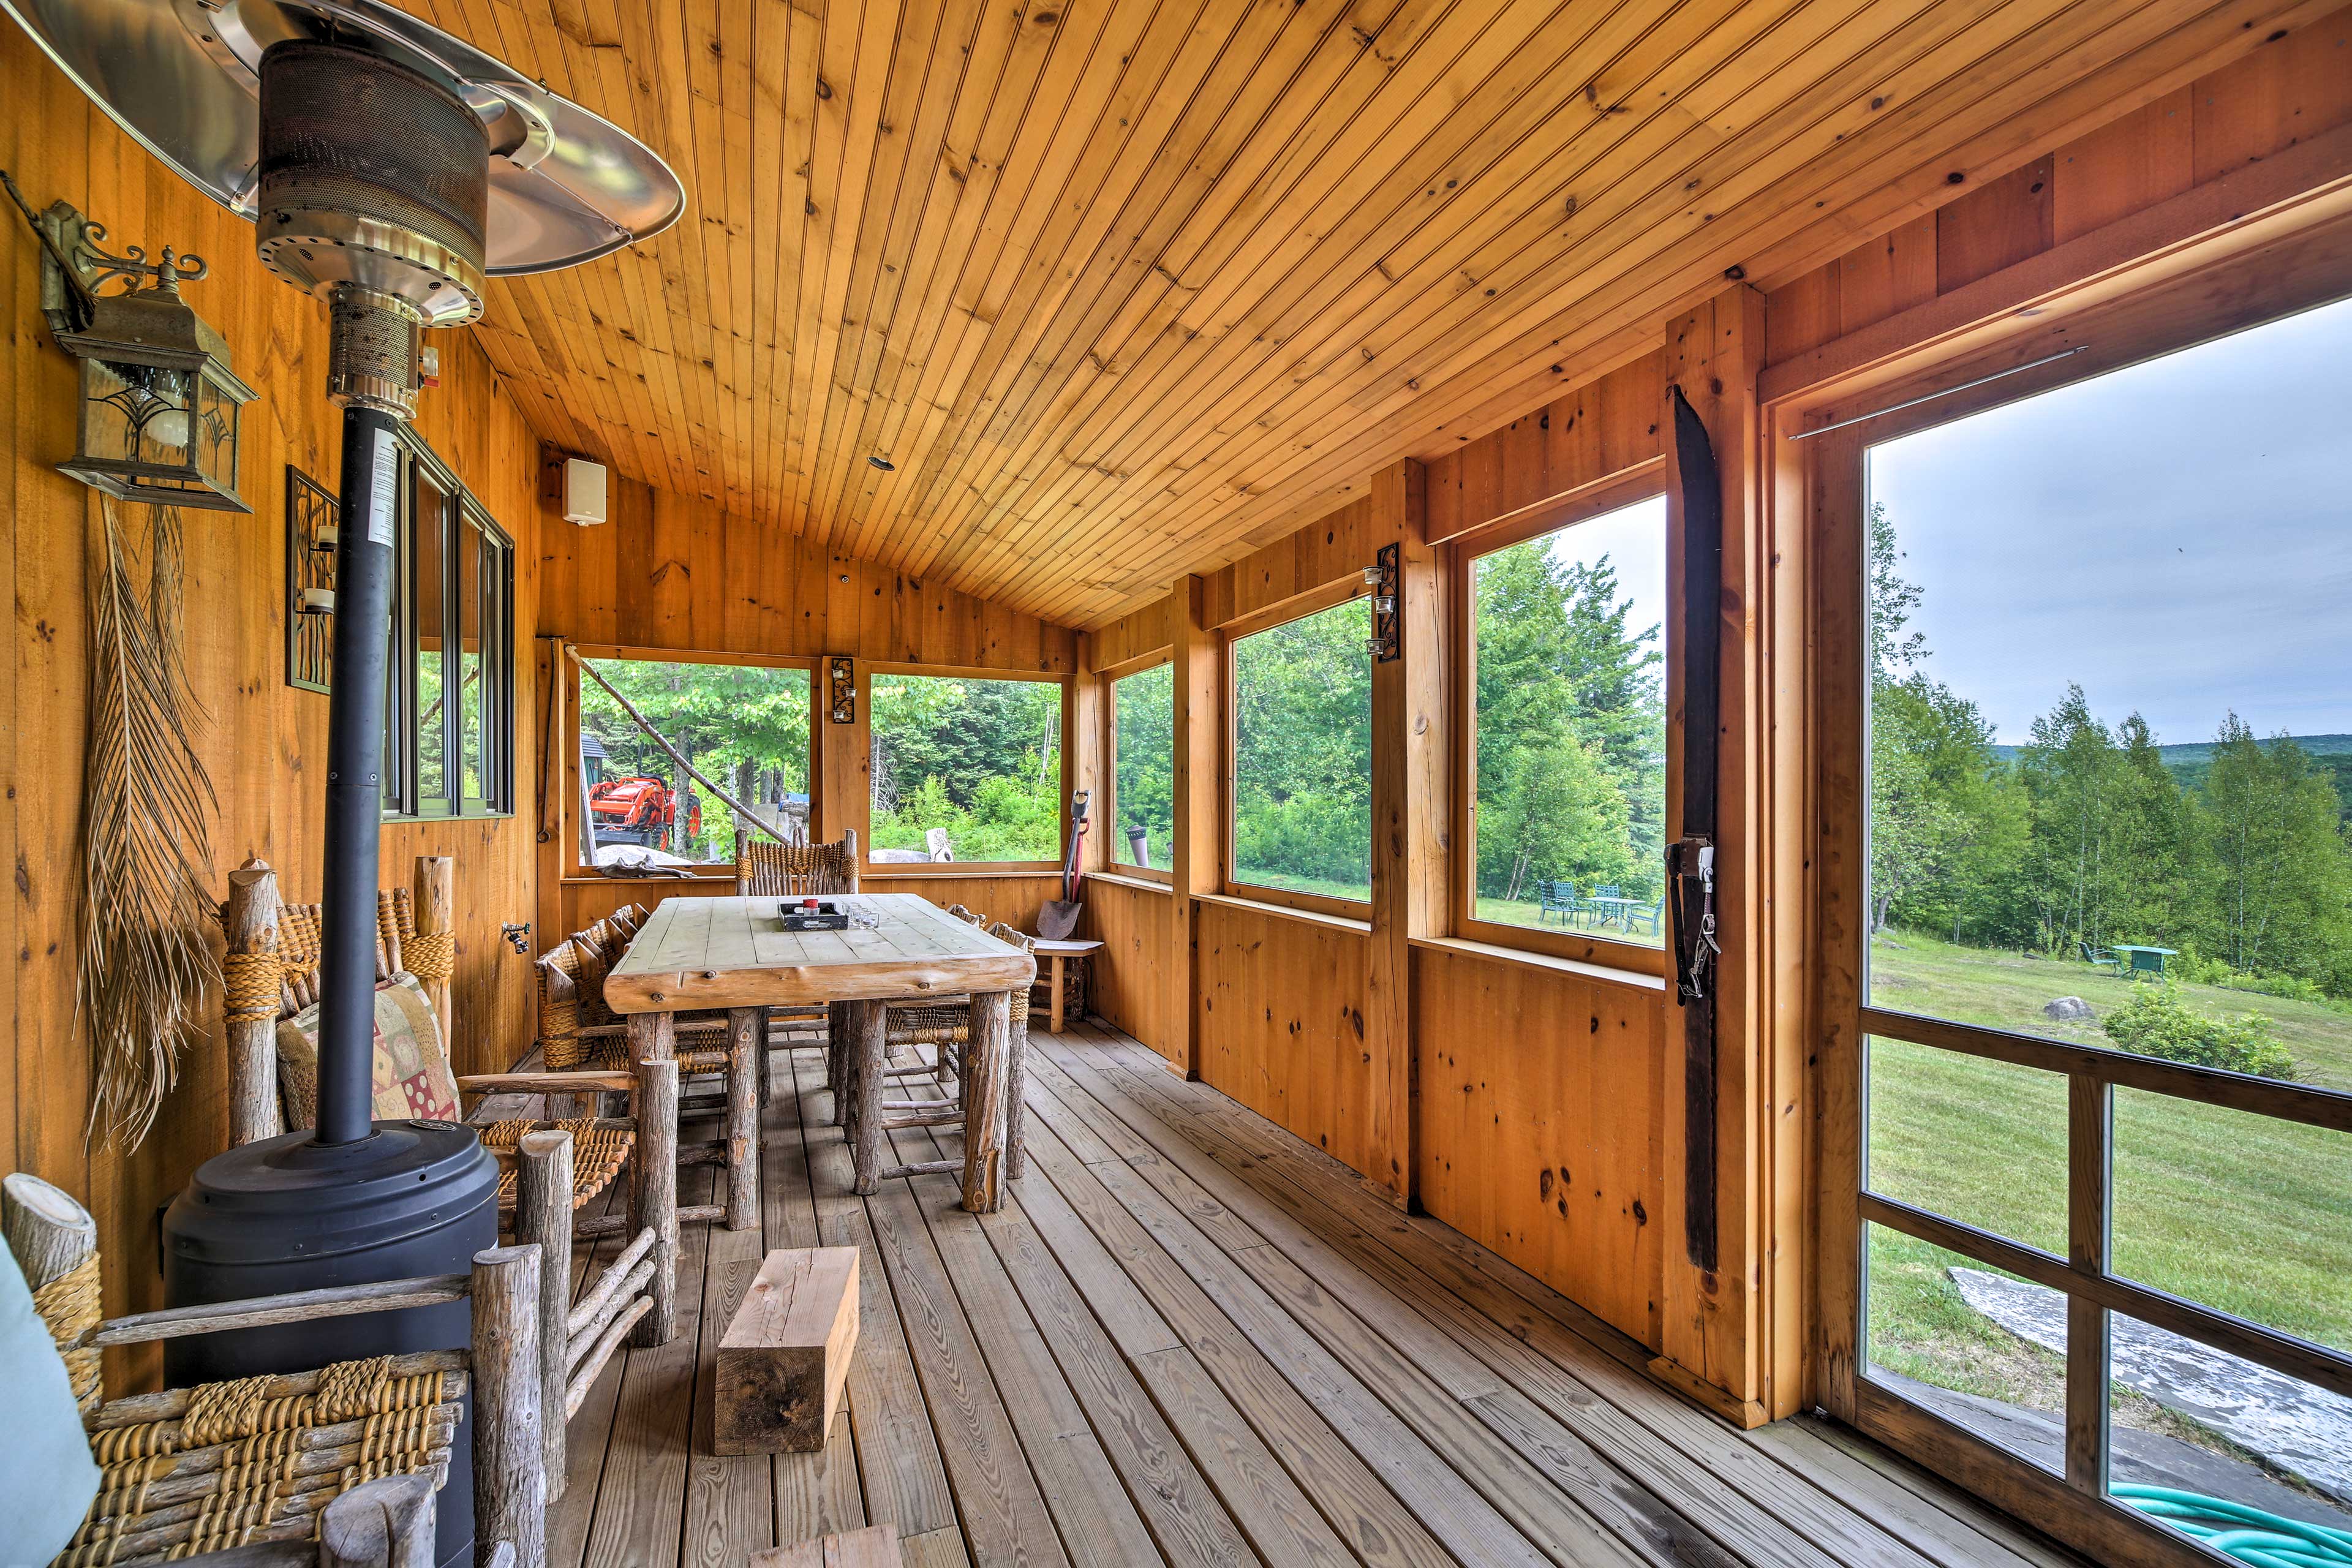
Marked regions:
[1038,900,1082,941]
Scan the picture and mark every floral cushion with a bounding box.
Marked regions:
[276,973,461,1129]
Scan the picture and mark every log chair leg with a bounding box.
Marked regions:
[848,1000,886,1196]
[1007,1013,1030,1182]
[633,1058,680,1346]
[837,1001,856,1123]
[962,992,1012,1214]
[514,1131,573,1500]
[470,1243,547,1568]
[725,1008,761,1231]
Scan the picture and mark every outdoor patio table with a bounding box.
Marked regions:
[1587,895,1644,929]
[603,894,1036,1212]
[2111,944,2178,979]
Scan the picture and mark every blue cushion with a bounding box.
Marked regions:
[0,1240,102,1565]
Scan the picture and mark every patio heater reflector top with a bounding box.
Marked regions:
[1,0,684,285]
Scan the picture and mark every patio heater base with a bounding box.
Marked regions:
[161,1119,499,1568]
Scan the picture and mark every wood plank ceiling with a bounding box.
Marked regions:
[410,0,2316,627]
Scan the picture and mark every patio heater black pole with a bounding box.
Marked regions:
[313,400,403,1145]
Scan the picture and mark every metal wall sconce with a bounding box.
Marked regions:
[4,175,255,512]
[287,467,339,692]
[827,655,856,723]
[1365,544,1400,662]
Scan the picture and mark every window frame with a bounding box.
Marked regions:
[862,661,1071,873]
[1447,462,1669,975]
[1102,650,1175,884]
[1805,264,2352,1568]
[1221,579,1376,919]
[382,428,514,822]
[565,643,818,880]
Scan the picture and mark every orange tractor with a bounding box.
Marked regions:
[587,774,701,846]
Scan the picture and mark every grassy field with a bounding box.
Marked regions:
[1231,869,1371,903]
[1866,930,2352,1459]
[1471,893,1665,945]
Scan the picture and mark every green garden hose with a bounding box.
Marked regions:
[2114,1484,2352,1567]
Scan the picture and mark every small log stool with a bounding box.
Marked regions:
[748,1524,901,1566]
[1028,937,1102,1035]
[714,1246,859,1454]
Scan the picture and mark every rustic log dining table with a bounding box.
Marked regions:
[601,893,1037,1215]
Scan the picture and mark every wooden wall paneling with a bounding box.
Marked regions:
[2052,89,2196,243]
[1757,12,2352,376]
[1193,900,1374,1175]
[1363,460,1440,1207]
[1411,945,1665,1349]
[1079,879,1173,1055]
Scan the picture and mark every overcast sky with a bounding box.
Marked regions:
[1868,295,2352,745]
[1547,493,1670,665]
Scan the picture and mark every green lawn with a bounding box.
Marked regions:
[1471,894,1665,946]
[1866,930,2352,1446]
[1231,870,1371,904]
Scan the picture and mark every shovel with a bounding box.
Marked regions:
[1039,790,1090,940]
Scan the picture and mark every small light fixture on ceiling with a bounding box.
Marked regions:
[869,454,895,471]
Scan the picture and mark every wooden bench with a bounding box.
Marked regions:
[714,1247,859,1455]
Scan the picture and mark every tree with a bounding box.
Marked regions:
[2019,685,2127,951]
[1471,531,1665,905]
[2201,718,2348,979]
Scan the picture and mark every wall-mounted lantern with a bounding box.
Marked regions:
[4,176,255,513]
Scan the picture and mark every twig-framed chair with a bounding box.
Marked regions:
[220,860,633,1227]
[5,1173,546,1568]
[733,829,858,897]
[841,914,1033,1194]
[521,924,759,1234]
[217,862,679,1355]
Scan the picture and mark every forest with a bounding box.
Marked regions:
[1866,500,2352,1031]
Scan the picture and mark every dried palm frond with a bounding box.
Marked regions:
[77,498,221,1150]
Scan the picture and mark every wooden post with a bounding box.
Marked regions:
[847,1000,886,1196]
[514,1130,573,1498]
[632,1056,680,1347]
[2,1173,100,1411]
[413,856,456,1053]
[962,991,1012,1213]
[1365,458,1441,1210]
[725,1008,761,1231]
[222,858,285,1145]
[469,1243,547,1568]
[1649,285,1798,1428]
[814,651,867,851]
[320,1472,437,1568]
[1166,576,1218,1079]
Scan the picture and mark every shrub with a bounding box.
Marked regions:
[2101,984,2296,1080]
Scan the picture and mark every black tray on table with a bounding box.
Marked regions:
[778,900,851,931]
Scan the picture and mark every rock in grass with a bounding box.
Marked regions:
[2043,997,2095,1022]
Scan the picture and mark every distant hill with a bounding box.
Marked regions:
[1988,734,2352,818]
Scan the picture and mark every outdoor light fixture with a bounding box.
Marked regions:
[869,454,896,470]
[1366,542,1400,662]
[4,181,255,511]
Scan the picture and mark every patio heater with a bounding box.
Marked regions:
[2,1,680,1558]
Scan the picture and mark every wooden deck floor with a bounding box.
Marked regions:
[549,1019,2089,1568]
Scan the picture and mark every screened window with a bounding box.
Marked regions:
[1112,663,1173,871]
[869,672,1063,863]
[382,431,513,819]
[1469,494,1667,944]
[1854,294,2352,1542]
[1231,597,1372,902]
[576,655,811,868]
